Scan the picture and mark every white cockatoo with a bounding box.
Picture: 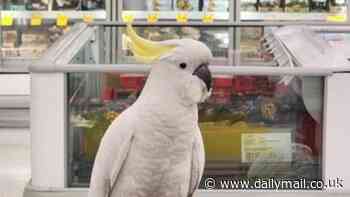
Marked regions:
[88,24,213,197]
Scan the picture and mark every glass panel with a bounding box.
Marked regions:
[52,0,105,10]
[239,27,276,66]
[241,0,347,21]
[124,0,229,11]
[68,72,323,189]
[0,25,72,59]
[1,0,48,10]
[122,0,230,20]
[318,32,350,46]
[200,76,323,189]
[116,26,231,66]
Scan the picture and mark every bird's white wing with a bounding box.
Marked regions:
[188,127,205,197]
[88,109,135,197]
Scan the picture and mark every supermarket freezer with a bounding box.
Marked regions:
[25,23,350,197]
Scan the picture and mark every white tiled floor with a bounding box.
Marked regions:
[0,130,30,197]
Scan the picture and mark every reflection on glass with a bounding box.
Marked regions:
[52,0,105,10]
[118,27,230,66]
[239,27,274,65]
[241,0,347,20]
[242,0,346,12]
[1,25,71,58]
[1,0,48,10]
[68,72,323,188]
[123,0,229,12]
[319,32,350,47]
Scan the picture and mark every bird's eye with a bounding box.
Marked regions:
[179,63,187,69]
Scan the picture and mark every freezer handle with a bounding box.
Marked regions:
[29,64,333,76]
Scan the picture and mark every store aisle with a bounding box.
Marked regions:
[0,143,31,197]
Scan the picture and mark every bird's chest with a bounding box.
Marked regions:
[119,130,193,193]
[134,128,193,163]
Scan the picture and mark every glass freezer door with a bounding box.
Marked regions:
[67,71,324,189]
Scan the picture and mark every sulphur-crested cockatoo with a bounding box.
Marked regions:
[88,24,213,197]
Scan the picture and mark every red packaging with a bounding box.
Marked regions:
[120,74,146,91]
[232,76,257,94]
[212,77,233,103]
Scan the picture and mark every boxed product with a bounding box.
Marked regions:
[330,0,347,13]
[26,0,48,10]
[2,31,17,48]
[53,0,104,10]
[286,0,309,12]
[17,45,48,58]
[241,0,259,11]
[259,0,282,12]
[175,0,199,11]
[203,0,229,12]
[212,77,233,103]
[147,0,172,11]
[21,31,49,46]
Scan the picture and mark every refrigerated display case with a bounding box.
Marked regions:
[121,0,230,21]
[24,20,350,197]
[117,26,230,65]
[241,0,348,20]
[0,0,109,72]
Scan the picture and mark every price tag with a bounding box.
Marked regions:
[31,14,43,26]
[83,14,94,23]
[147,13,159,24]
[1,15,14,26]
[122,13,134,23]
[176,12,189,23]
[241,133,292,163]
[202,13,214,24]
[57,14,69,27]
[327,14,347,22]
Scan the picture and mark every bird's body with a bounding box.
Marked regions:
[89,25,212,197]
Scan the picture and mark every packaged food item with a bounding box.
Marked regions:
[286,0,309,12]
[2,31,17,48]
[22,31,49,46]
[53,0,103,10]
[259,0,282,12]
[147,0,172,11]
[241,0,259,11]
[329,0,346,13]
[203,0,229,12]
[26,0,48,10]
[175,0,199,11]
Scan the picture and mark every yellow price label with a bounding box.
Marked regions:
[327,14,347,22]
[122,14,134,23]
[57,15,69,27]
[147,13,159,24]
[1,15,14,26]
[83,14,94,23]
[176,13,189,23]
[202,14,214,24]
[31,14,43,26]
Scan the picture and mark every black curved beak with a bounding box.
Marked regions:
[192,63,212,91]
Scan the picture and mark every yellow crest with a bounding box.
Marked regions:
[126,24,177,63]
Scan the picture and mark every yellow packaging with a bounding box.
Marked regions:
[200,121,268,161]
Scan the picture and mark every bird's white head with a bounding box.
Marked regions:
[126,24,213,106]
